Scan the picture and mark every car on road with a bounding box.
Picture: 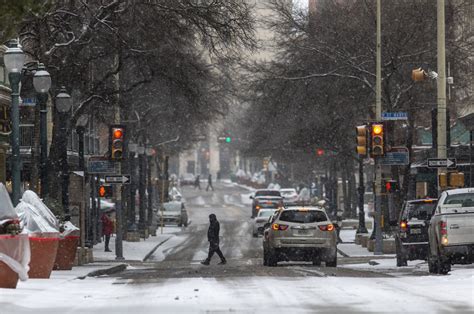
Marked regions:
[280,188,298,206]
[395,198,437,267]
[428,188,474,274]
[262,207,337,267]
[158,201,188,227]
[252,209,277,237]
[180,173,196,186]
[250,189,283,217]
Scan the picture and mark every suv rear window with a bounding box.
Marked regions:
[278,210,327,223]
[255,190,281,197]
[402,202,436,220]
[444,193,474,207]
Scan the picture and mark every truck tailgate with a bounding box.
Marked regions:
[446,213,474,246]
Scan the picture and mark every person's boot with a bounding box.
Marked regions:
[105,248,112,252]
[218,258,227,265]
[200,259,210,265]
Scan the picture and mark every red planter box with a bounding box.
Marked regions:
[53,236,79,270]
[28,235,59,279]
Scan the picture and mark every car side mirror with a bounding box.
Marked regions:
[249,196,254,199]
[263,222,271,230]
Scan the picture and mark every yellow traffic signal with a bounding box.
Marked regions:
[371,123,384,157]
[356,125,368,156]
[110,125,125,161]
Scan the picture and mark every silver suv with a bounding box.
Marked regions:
[262,207,337,267]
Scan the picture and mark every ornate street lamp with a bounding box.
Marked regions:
[33,63,51,199]
[137,143,147,235]
[4,40,25,206]
[55,87,72,217]
[145,146,155,227]
[127,141,138,231]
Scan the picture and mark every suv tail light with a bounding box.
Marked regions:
[400,221,408,232]
[318,224,334,231]
[440,220,447,235]
[272,223,288,231]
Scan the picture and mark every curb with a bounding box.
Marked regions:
[77,263,128,279]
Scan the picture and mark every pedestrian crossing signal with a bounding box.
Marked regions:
[98,185,113,198]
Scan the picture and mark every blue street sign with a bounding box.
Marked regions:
[88,159,116,174]
[380,151,409,166]
[381,112,408,120]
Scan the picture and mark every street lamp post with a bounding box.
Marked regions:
[33,64,52,199]
[137,143,147,237]
[128,141,138,231]
[4,40,25,206]
[55,87,72,217]
[145,146,154,229]
[76,114,89,245]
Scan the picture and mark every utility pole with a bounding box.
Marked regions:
[114,54,124,261]
[373,0,383,255]
[437,0,447,194]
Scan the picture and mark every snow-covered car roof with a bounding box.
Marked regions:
[444,188,474,195]
[283,206,326,212]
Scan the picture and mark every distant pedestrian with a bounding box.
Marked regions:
[194,175,201,190]
[206,174,214,191]
[101,212,114,252]
[201,214,226,265]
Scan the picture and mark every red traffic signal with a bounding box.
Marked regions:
[109,125,125,161]
[316,148,325,157]
[98,185,113,198]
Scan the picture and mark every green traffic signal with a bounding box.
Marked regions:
[225,136,232,143]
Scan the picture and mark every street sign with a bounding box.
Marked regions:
[381,112,408,121]
[380,151,409,166]
[88,157,117,174]
[105,175,131,184]
[427,158,456,168]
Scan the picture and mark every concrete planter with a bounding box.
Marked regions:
[366,238,396,254]
[0,260,19,289]
[53,236,79,270]
[28,235,59,278]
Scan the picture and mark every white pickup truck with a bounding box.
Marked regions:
[428,188,474,274]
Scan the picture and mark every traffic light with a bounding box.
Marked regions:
[316,148,325,157]
[98,185,113,198]
[109,125,125,161]
[370,123,385,157]
[355,125,368,157]
[225,136,232,143]
[411,68,426,81]
[383,179,399,193]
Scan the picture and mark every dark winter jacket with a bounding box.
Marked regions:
[207,214,220,243]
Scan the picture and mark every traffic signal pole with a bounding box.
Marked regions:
[437,0,447,194]
[373,0,383,255]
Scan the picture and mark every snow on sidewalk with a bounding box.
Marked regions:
[94,228,178,262]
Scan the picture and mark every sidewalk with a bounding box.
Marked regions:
[93,227,179,262]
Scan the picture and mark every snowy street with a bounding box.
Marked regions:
[1,182,473,313]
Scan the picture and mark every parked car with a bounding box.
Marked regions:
[280,188,298,206]
[252,209,277,237]
[169,187,184,202]
[428,188,474,274]
[180,173,196,186]
[158,201,188,227]
[262,207,337,267]
[250,189,283,218]
[395,198,437,267]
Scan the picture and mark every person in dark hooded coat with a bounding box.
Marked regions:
[201,214,226,265]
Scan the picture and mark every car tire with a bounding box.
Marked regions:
[326,255,337,267]
[263,249,268,266]
[267,250,278,267]
[437,255,451,275]
[178,223,182,227]
[184,222,188,227]
[396,241,408,267]
[428,250,439,274]
[312,255,321,266]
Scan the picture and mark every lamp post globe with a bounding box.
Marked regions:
[4,41,25,73]
[56,87,72,113]
[33,64,51,93]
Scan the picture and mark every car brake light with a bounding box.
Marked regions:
[440,220,447,235]
[319,224,334,231]
[400,221,407,231]
[272,223,288,231]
